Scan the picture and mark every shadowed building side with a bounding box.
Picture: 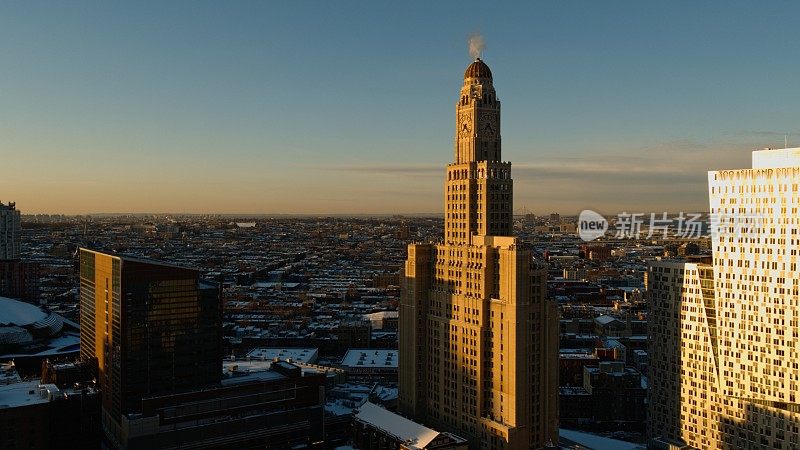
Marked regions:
[78,248,222,449]
[399,243,432,420]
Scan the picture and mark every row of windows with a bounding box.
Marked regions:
[711,181,800,193]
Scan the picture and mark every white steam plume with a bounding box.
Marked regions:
[468,33,485,59]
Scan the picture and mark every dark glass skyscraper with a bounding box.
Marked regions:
[78,248,221,447]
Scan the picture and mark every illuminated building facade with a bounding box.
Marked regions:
[398,59,558,449]
[649,148,800,449]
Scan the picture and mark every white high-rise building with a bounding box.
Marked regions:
[0,201,21,260]
[649,148,800,450]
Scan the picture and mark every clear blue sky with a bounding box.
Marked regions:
[2,1,799,215]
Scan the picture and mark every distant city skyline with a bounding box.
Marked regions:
[3,2,800,215]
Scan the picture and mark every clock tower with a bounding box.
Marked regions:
[399,57,559,449]
[456,58,500,164]
[447,58,512,245]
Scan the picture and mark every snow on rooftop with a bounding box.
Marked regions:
[0,380,50,409]
[559,428,644,450]
[0,297,47,326]
[0,362,20,385]
[372,385,398,402]
[341,349,397,368]
[221,368,284,386]
[1,331,79,358]
[364,311,398,320]
[560,353,598,359]
[326,400,360,416]
[245,347,319,363]
[223,358,273,374]
[594,315,621,326]
[355,402,439,449]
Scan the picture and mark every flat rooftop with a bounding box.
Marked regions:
[223,358,272,374]
[560,353,599,359]
[355,402,439,449]
[245,347,318,363]
[79,248,197,272]
[0,380,49,409]
[341,349,397,369]
[559,428,643,450]
[751,147,800,168]
[221,367,285,386]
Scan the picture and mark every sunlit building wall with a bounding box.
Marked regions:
[648,260,722,449]
[398,59,558,450]
[648,148,800,449]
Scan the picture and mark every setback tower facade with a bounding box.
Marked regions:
[398,59,558,449]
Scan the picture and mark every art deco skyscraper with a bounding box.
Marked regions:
[649,148,800,449]
[398,59,559,449]
[79,248,222,448]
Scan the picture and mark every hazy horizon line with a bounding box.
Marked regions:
[21,210,712,218]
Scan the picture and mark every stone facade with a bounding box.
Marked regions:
[398,59,558,450]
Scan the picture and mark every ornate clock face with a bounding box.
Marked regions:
[480,112,497,136]
[458,114,472,137]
